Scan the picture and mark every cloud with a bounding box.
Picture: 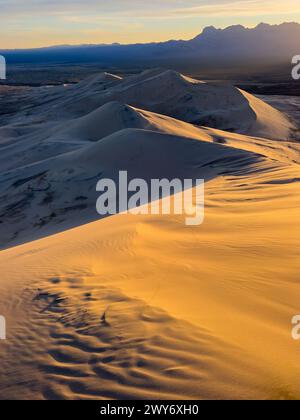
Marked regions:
[1,0,297,19]
[171,0,300,18]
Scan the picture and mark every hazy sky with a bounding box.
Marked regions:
[1,0,300,48]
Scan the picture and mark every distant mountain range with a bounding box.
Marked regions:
[1,23,300,77]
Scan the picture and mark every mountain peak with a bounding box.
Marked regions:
[192,22,300,42]
[202,26,218,35]
[224,24,246,32]
[255,22,271,30]
[192,26,219,40]
[194,24,249,41]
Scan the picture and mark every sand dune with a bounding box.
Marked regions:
[0,98,213,172]
[0,70,300,400]
[54,69,295,140]
[5,69,295,141]
[0,123,263,249]
[0,97,293,250]
[1,159,300,400]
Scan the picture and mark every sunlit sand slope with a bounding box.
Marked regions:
[1,160,300,400]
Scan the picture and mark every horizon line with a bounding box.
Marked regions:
[1,21,298,52]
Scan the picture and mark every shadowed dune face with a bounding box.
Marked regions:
[0,70,300,400]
